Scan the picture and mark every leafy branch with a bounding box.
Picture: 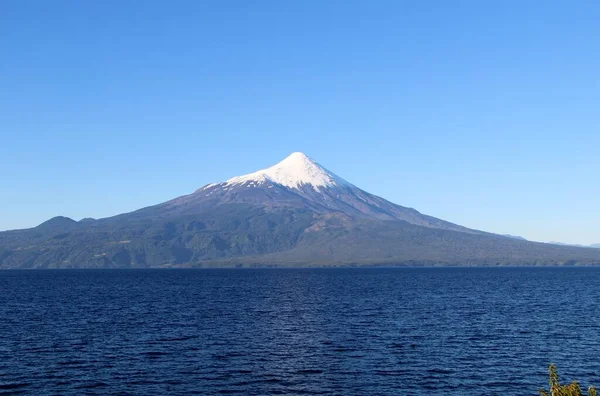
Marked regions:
[539,364,598,396]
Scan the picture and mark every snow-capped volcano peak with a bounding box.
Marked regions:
[225,152,349,191]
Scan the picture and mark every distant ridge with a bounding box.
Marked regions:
[36,216,77,230]
[550,241,600,249]
[2,152,600,268]
[502,234,527,241]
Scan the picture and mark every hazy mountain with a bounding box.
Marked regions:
[550,241,600,249]
[1,152,600,268]
[502,234,527,241]
[549,241,583,247]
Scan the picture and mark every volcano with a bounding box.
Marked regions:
[2,152,600,268]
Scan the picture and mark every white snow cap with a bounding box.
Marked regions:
[225,152,349,191]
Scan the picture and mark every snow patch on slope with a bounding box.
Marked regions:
[225,152,349,191]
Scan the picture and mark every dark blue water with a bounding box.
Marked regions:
[1,268,600,395]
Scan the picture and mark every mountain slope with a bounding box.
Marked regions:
[157,152,477,234]
[1,152,600,268]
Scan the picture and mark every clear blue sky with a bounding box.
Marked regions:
[1,1,599,244]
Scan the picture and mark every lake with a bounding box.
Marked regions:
[1,268,599,395]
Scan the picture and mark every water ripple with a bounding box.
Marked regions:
[1,268,600,395]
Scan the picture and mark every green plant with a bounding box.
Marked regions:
[539,364,598,396]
